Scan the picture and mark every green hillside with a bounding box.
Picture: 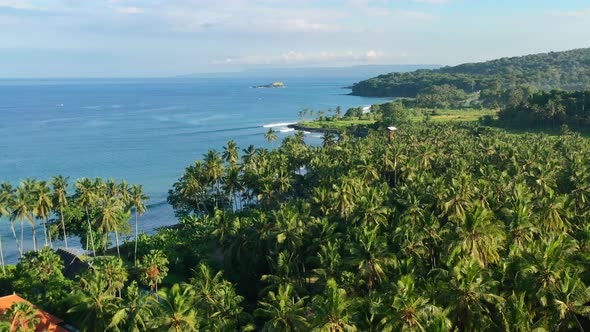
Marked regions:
[352,47,590,97]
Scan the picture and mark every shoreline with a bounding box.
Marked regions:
[287,123,339,133]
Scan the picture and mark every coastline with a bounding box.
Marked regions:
[287,123,339,133]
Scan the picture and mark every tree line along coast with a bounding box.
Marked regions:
[2,47,590,331]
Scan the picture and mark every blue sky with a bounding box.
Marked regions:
[1,0,589,77]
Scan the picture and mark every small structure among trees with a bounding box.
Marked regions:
[387,126,398,141]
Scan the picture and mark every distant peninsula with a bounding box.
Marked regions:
[351,47,590,98]
[252,82,285,89]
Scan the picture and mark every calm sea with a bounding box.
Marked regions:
[0,77,386,262]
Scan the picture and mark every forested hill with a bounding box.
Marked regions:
[352,47,590,97]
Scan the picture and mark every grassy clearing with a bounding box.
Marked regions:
[298,119,375,129]
[299,108,496,130]
[410,108,497,122]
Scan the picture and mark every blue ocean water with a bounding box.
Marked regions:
[0,77,386,263]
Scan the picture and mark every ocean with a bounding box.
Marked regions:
[0,77,387,263]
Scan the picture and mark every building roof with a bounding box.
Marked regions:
[387,126,398,131]
[0,294,71,332]
[57,248,89,280]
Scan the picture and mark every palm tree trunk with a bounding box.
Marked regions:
[60,208,68,248]
[41,216,49,247]
[115,229,120,258]
[10,223,22,257]
[86,207,96,257]
[20,220,24,253]
[134,210,138,266]
[31,216,38,252]
[0,234,5,274]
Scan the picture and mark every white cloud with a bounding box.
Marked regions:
[212,50,407,65]
[548,9,590,18]
[0,0,36,10]
[115,6,144,15]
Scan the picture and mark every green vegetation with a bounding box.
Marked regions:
[295,101,496,132]
[2,118,590,330]
[497,89,590,128]
[352,47,590,108]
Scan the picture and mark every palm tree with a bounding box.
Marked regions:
[449,205,506,267]
[1,182,21,258]
[93,256,128,297]
[151,284,199,332]
[34,180,53,248]
[377,275,448,332]
[0,182,15,273]
[222,140,240,167]
[190,263,246,330]
[109,281,153,332]
[265,128,278,143]
[95,196,126,257]
[68,272,119,332]
[4,301,41,332]
[130,184,148,266]
[549,270,590,331]
[311,279,357,331]
[11,179,37,253]
[255,283,309,331]
[51,175,69,248]
[439,259,504,331]
[348,227,397,290]
[76,178,97,256]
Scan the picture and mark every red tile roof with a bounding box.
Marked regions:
[0,294,70,332]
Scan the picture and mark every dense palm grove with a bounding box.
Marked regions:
[2,115,590,330]
[351,47,590,102]
[498,89,590,128]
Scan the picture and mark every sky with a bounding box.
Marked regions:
[1,0,590,77]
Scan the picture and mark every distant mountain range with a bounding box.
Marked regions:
[352,47,590,97]
[178,65,441,80]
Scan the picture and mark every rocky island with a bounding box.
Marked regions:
[252,82,285,88]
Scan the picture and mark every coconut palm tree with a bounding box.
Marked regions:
[95,196,126,257]
[449,205,506,267]
[34,180,53,248]
[11,179,37,253]
[4,301,41,332]
[93,256,128,297]
[109,281,153,332]
[311,279,357,331]
[255,283,309,332]
[222,140,240,167]
[68,271,119,332]
[1,182,21,258]
[348,226,397,290]
[548,270,590,331]
[377,275,448,332]
[0,183,15,273]
[265,128,278,143]
[151,283,199,332]
[76,178,97,256]
[129,184,148,266]
[51,175,69,248]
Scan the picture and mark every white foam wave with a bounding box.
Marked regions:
[263,122,297,128]
[280,128,295,133]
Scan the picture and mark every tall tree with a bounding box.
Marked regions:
[51,175,70,248]
[130,184,148,266]
[75,178,97,256]
[34,180,53,248]
[151,284,199,332]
